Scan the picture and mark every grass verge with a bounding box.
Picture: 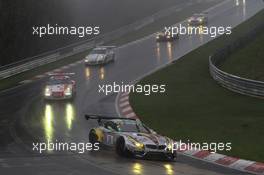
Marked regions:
[221,30,264,81]
[130,9,264,162]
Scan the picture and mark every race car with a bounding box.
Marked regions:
[44,73,76,100]
[187,13,208,26]
[85,114,177,161]
[84,46,115,65]
[156,30,179,42]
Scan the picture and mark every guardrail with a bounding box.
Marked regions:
[0,3,189,80]
[209,19,264,98]
[209,56,264,98]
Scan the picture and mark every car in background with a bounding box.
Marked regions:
[188,13,208,26]
[156,30,179,42]
[44,73,76,100]
[85,114,177,161]
[84,46,115,65]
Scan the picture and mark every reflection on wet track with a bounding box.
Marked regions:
[1,0,263,175]
[132,163,143,174]
[164,164,174,175]
[85,66,106,80]
[66,103,75,130]
[42,103,76,144]
[43,104,53,143]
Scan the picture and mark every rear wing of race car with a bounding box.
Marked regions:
[85,114,136,122]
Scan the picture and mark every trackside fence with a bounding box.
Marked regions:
[209,19,264,98]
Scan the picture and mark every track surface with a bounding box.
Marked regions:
[0,0,263,174]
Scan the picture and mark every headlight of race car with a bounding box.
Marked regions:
[167,142,172,151]
[128,136,144,150]
[98,55,104,61]
[44,87,51,96]
[156,35,160,39]
[166,35,171,39]
[64,87,72,96]
[166,140,174,152]
[199,18,203,22]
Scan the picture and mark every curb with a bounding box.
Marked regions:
[115,91,264,175]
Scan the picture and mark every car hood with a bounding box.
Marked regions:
[47,84,71,92]
[189,17,203,21]
[123,132,170,145]
[157,33,166,37]
[86,54,105,62]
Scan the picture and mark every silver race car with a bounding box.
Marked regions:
[44,73,76,100]
[188,13,208,26]
[84,46,115,65]
[85,115,177,161]
[156,30,179,42]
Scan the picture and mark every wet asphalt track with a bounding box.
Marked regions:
[0,0,264,174]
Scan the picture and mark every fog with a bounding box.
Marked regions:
[1,0,184,66]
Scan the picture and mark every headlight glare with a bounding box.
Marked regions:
[64,87,72,96]
[45,87,51,96]
[128,137,144,149]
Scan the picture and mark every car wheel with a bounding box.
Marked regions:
[89,130,98,144]
[168,151,177,161]
[116,137,127,157]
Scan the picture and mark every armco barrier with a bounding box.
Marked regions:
[209,56,264,98]
[209,18,264,98]
[0,3,189,80]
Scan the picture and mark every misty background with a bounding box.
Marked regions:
[1,0,185,66]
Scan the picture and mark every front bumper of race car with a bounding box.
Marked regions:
[44,91,74,100]
[126,144,176,160]
[84,59,105,65]
[188,19,207,26]
[156,35,178,42]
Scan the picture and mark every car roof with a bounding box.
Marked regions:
[194,13,205,16]
[94,47,108,50]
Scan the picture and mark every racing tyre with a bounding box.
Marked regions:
[112,54,115,62]
[168,151,177,161]
[89,130,98,144]
[116,137,127,157]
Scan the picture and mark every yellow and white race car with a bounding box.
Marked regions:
[85,114,177,161]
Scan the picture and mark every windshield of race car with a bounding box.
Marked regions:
[104,119,150,133]
[90,48,107,54]
[194,14,205,18]
[47,77,71,85]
